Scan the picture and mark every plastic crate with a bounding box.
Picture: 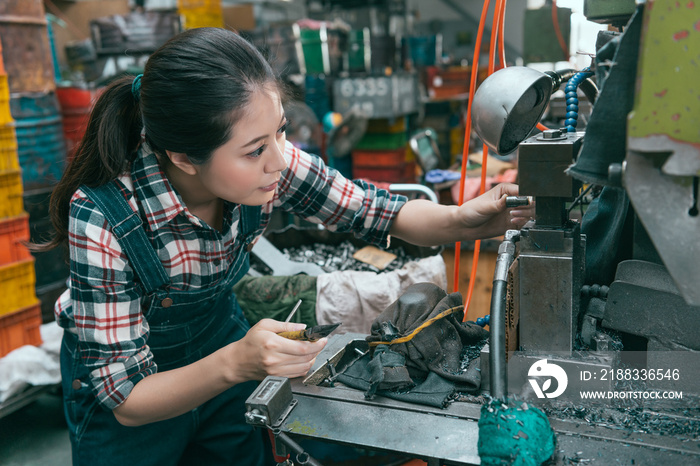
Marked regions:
[181,11,224,29]
[0,123,19,172]
[0,302,42,357]
[0,74,13,125]
[365,117,406,134]
[177,0,222,14]
[0,213,31,266]
[0,258,37,316]
[352,148,407,168]
[0,169,24,219]
[355,132,407,151]
[353,162,417,184]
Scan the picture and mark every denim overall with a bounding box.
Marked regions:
[60,182,272,466]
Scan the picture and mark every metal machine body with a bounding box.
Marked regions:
[511,129,586,354]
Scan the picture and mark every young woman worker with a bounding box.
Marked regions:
[45,28,532,465]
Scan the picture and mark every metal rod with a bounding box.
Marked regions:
[284,299,303,323]
[273,430,324,466]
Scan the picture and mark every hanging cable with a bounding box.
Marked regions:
[497,0,507,70]
[460,0,508,322]
[453,0,492,295]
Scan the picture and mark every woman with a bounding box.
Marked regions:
[47,28,531,465]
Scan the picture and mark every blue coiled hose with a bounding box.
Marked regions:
[564,68,594,132]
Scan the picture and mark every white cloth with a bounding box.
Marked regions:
[0,321,63,403]
[315,254,448,334]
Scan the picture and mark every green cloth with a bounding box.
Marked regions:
[233,275,318,326]
[478,398,556,466]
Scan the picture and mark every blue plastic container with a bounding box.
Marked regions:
[10,92,66,189]
[403,36,439,67]
[304,75,331,122]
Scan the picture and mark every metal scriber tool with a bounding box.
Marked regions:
[284,299,303,323]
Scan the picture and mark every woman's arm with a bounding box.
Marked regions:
[390,183,534,246]
[69,193,328,427]
[113,319,326,426]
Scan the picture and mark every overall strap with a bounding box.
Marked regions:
[239,204,262,237]
[81,182,170,294]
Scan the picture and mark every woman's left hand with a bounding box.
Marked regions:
[456,183,535,241]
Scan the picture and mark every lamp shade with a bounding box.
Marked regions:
[471,67,554,155]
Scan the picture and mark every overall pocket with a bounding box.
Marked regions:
[61,333,100,443]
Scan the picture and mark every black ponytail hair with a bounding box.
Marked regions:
[41,28,279,250]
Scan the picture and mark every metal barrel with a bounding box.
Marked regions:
[0,0,56,93]
[10,92,66,190]
[56,86,95,160]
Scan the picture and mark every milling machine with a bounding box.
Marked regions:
[245,2,700,464]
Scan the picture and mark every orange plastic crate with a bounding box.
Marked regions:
[0,258,37,316]
[0,213,31,266]
[0,302,43,357]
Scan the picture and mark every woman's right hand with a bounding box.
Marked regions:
[224,318,328,383]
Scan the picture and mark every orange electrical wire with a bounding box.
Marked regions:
[536,122,550,131]
[462,0,506,322]
[552,0,570,60]
[497,0,507,70]
[455,0,508,323]
[453,0,491,295]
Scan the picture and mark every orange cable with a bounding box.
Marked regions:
[497,0,507,69]
[453,0,492,295]
[552,0,570,60]
[462,0,506,322]
[536,122,551,131]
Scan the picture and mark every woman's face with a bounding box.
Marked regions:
[196,86,289,206]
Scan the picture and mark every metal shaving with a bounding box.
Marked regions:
[250,240,424,275]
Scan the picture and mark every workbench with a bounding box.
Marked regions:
[272,333,700,465]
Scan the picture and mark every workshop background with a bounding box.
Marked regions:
[2,0,698,465]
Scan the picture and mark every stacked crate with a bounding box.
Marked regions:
[352,117,416,183]
[0,39,42,357]
[177,0,224,29]
[1,0,70,322]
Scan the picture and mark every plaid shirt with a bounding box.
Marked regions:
[55,140,406,409]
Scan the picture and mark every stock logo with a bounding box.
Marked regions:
[528,359,568,399]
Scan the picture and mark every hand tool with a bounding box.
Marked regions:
[278,323,342,341]
[284,299,303,323]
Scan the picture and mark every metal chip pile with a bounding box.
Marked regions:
[270,240,424,274]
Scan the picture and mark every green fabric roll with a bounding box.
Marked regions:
[478,398,556,466]
[233,275,318,326]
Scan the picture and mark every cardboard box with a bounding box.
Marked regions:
[223,4,256,32]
